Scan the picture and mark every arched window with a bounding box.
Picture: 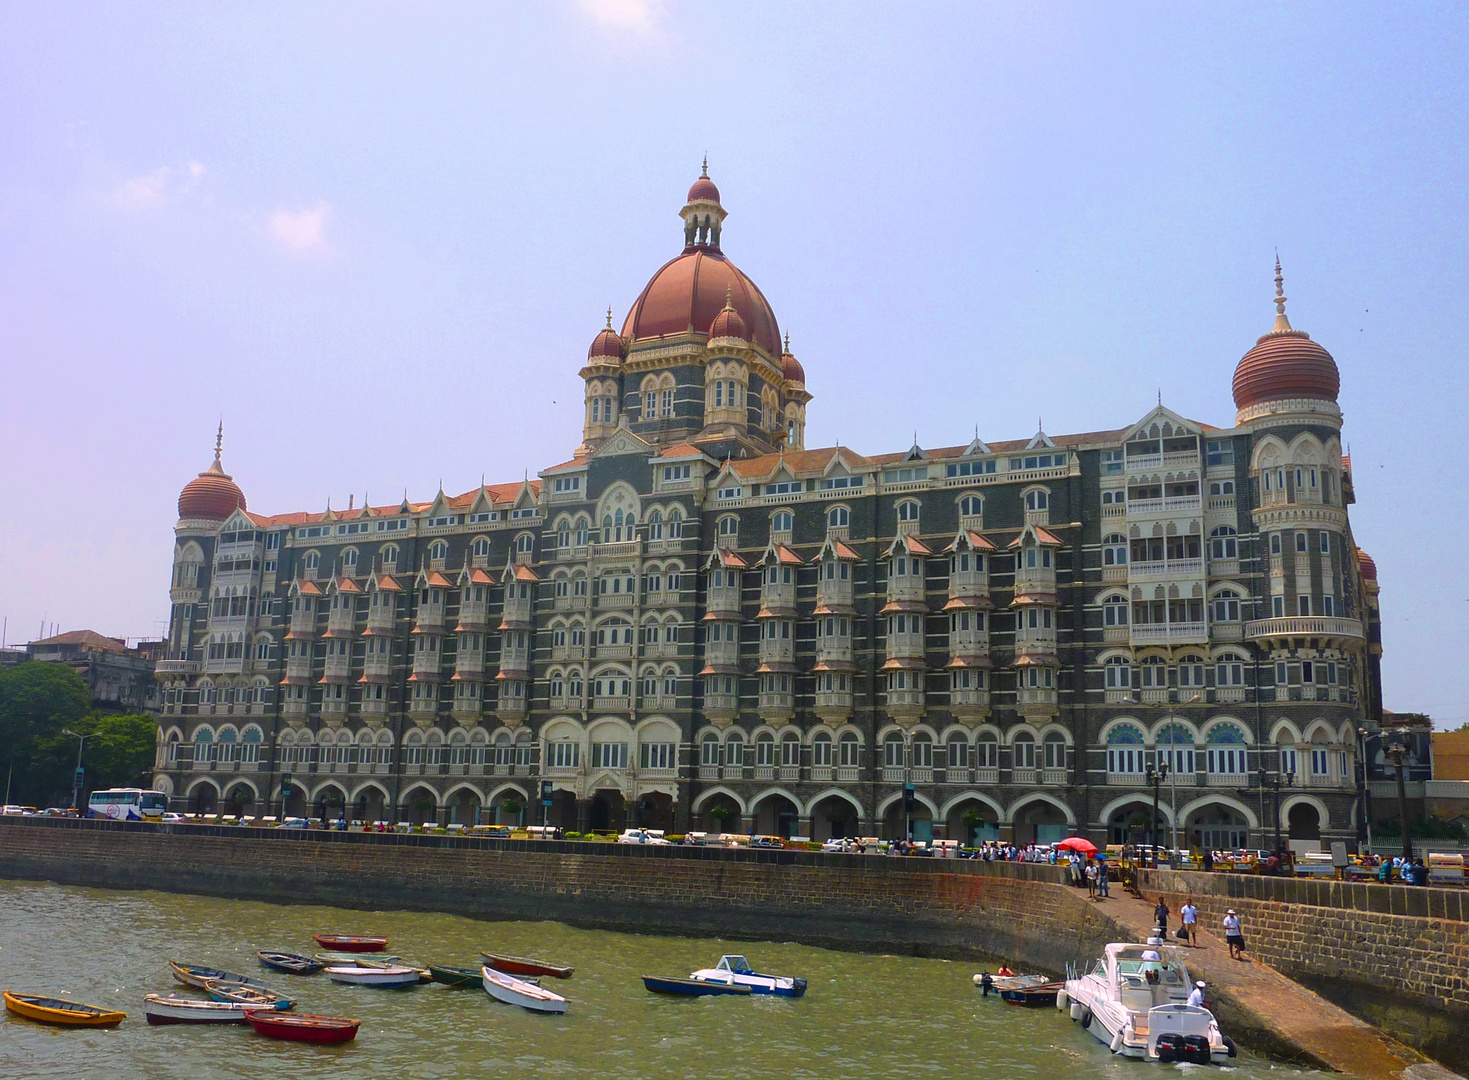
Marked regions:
[912,733,933,768]
[1106,724,1145,774]
[1209,526,1238,560]
[1156,722,1195,772]
[812,731,833,767]
[754,732,776,767]
[1025,489,1049,512]
[974,731,998,768]
[303,550,320,571]
[381,544,399,566]
[1012,730,1036,769]
[1102,533,1128,566]
[780,731,801,767]
[1103,595,1129,627]
[1104,654,1132,688]
[839,732,860,768]
[771,511,793,534]
[896,500,920,523]
[342,548,358,571]
[725,731,744,767]
[574,517,590,546]
[701,733,721,766]
[473,537,491,558]
[1043,731,1066,769]
[718,516,738,539]
[1177,653,1207,689]
[1206,723,1247,775]
[959,495,983,517]
[515,533,534,554]
[647,511,663,540]
[828,506,849,528]
[429,540,447,562]
[1211,589,1241,623]
[883,732,905,768]
[1139,655,1168,689]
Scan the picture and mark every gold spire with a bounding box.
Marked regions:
[205,421,227,475]
[605,306,613,330]
[1272,253,1293,332]
[701,154,708,178]
[783,331,791,354]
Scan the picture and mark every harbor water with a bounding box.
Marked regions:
[0,878,1327,1079]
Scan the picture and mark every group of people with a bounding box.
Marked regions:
[1066,851,1112,898]
[1378,855,1432,885]
[1152,897,1248,960]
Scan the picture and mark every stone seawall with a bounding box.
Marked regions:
[1139,868,1469,1074]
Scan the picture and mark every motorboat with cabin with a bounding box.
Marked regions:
[689,955,806,998]
[1061,939,1235,1064]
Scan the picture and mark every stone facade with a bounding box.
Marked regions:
[152,170,1381,850]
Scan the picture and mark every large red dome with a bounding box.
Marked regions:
[621,247,781,356]
[179,459,246,521]
[1233,328,1340,411]
[1357,549,1377,582]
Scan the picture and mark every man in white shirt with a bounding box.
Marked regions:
[1188,980,1206,1008]
[1180,898,1199,947]
[1223,909,1245,959]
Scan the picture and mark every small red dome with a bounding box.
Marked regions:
[687,175,721,204]
[179,459,246,521]
[587,323,623,362]
[1233,329,1340,411]
[781,346,805,385]
[708,298,747,341]
[1357,549,1377,582]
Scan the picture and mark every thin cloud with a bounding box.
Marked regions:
[576,0,664,31]
[268,203,333,257]
[113,161,206,209]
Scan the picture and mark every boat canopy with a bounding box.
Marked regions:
[716,956,753,974]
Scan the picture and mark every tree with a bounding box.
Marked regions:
[0,663,92,806]
[29,712,157,807]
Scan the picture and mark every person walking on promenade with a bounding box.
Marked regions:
[1096,856,1110,898]
[1202,847,1214,873]
[1223,909,1246,960]
[1180,898,1199,947]
[1154,897,1170,937]
[1085,859,1097,899]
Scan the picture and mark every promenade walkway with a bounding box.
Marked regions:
[1093,879,1429,1080]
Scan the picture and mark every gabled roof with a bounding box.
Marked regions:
[945,530,997,553]
[656,442,708,460]
[883,533,934,558]
[759,543,804,566]
[512,564,540,582]
[814,536,862,562]
[1008,525,1065,548]
[703,547,750,570]
[28,629,126,652]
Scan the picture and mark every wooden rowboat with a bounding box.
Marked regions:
[428,965,484,988]
[144,993,251,1025]
[4,990,126,1027]
[642,975,753,997]
[169,961,267,991]
[313,934,387,952]
[481,966,567,1014]
[257,951,323,975]
[202,979,295,1010]
[325,965,420,988]
[480,952,575,979]
[1000,980,1065,1007]
[244,1009,359,1044]
[315,951,402,965]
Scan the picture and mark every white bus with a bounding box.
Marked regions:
[87,789,168,821]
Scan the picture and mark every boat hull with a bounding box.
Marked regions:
[689,969,807,998]
[481,966,568,1014]
[326,965,420,988]
[169,962,266,991]
[428,965,484,988]
[244,1009,359,1044]
[480,952,574,979]
[313,935,387,952]
[1066,980,1231,1063]
[143,994,249,1024]
[1001,982,1064,1007]
[643,976,753,997]
[257,951,323,975]
[4,990,125,1027]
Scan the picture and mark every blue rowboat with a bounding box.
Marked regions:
[169,961,267,991]
[257,951,323,975]
[642,975,753,997]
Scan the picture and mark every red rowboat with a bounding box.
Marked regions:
[244,1009,359,1044]
[480,952,575,979]
[313,935,387,953]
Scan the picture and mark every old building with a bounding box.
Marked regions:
[27,629,161,713]
[152,169,1381,851]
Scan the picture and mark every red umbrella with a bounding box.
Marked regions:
[1054,836,1098,855]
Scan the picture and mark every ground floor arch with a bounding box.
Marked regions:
[1284,794,1329,850]
[350,782,391,824]
[632,789,674,832]
[1100,794,1174,847]
[1182,797,1258,852]
[750,788,802,839]
[807,790,863,842]
[942,794,1003,845]
[401,784,439,826]
[692,786,744,834]
[587,787,627,833]
[444,784,482,826]
[1009,793,1076,846]
[222,780,259,817]
[187,779,219,816]
[312,782,348,821]
[878,790,938,843]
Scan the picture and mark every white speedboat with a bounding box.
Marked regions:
[325,964,421,988]
[689,955,807,998]
[481,965,568,1014]
[1062,939,1236,1064]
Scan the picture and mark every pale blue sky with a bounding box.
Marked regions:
[1,3,1464,723]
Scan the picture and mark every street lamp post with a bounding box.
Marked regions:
[1385,736,1414,862]
[1257,762,1296,852]
[1146,760,1169,867]
[60,729,94,813]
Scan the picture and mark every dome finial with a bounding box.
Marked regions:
[783,331,791,353]
[605,306,613,330]
[1272,251,1292,332]
[724,284,735,311]
[214,419,223,462]
[701,153,708,178]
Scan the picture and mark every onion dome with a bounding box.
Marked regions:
[708,287,748,342]
[1357,549,1377,582]
[1233,260,1340,412]
[780,332,805,385]
[178,425,246,521]
[587,307,623,362]
[687,156,721,204]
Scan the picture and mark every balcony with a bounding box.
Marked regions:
[285,655,313,682]
[1107,772,1148,786]
[722,763,745,781]
[595,644,633,660]
[946,767,970,785]
[361,696,389,721]
[1206,772,1249,787]
[704,642,740,669]
[1129,558,1204,579]
[881,766,905,783]
[155,659,200,676]
[757,691,794,718]
[1215,687,1246,703]
[1016,688,1057,719]
[811,766,834,783]
[415,605,446,634]
[707,585,742,616]
[1131,622,1207,643]
[885,689,924,719]
[699,765,719,780]
[754,765,776,781]
[950,688,990,717]
[501,594,533,627]
[457,601,490,631]
[814,690,853,719]
[1012,767,1038,785]
[973,766,999,785]
[1012,566,1056,598]
[597,593,636,611]
[455,655,485,680]
[1042,768,1067,786]
[323,655,352,682]
[594,540,641,559]
[554,594,588,612]
[759,639,795,668]
[411,652,441,680]
[816,578,855,612]
[885,633,925,663]
[760,581,796,613]
[1245,616,1363,641]
[496,695,528,719]
[289,607,317,636]
[704,692,739,718]
[948,570,989,603]
[592,695,631,713]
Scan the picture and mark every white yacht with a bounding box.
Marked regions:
[1061,939,1236,1064]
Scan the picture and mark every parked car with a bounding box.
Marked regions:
[617,828,670,845]
[748,835,785,849]
[279,817,309,829]
[160,812,185,824]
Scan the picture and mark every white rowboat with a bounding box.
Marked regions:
[326,965,421,988]
[481,965,568,1014]
[144,993,251,1025]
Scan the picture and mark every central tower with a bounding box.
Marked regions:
[577,164,810,459]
